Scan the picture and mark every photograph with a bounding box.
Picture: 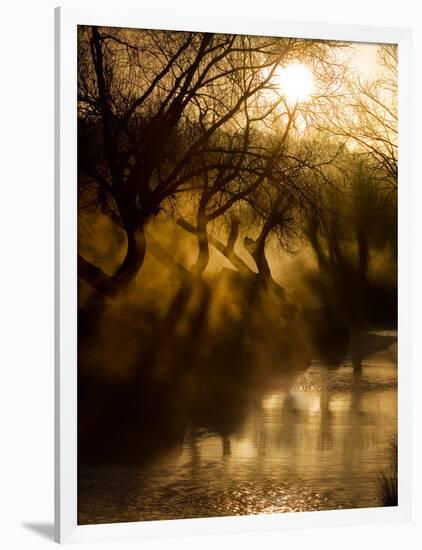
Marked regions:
[76,25,398,525]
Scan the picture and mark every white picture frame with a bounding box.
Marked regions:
[55,6,412,544]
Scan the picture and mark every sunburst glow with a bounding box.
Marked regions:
[277,63,315,104]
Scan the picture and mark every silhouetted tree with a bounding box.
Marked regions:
[78,26,336,297]
[322,45,398,189]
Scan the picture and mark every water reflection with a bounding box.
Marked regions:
[78,331,397,524]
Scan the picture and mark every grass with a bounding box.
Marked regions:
[378,439,398,507]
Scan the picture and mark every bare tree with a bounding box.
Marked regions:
[78,26,328,297]
[77,25,341,297]
[320,45,398,189]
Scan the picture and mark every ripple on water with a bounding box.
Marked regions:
[291,361,397,393]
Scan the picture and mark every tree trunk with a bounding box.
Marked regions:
[176,217,254,277]
[192,213,209,278]
[78,222,147,299]
[244,218,274,283]
[110,223,147,294]
[251,239,272,281]
[306,219,328,269]
[78,254,115,297]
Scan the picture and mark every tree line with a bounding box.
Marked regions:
[77,26,397,323]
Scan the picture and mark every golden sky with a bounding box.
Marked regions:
[349,42,390,79]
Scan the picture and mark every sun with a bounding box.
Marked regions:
[277,63,314,104]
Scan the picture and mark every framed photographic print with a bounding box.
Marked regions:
[55,6,412,544]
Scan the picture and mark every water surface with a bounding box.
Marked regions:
[78,330,397,524]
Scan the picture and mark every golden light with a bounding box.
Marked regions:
[277,63,314,104]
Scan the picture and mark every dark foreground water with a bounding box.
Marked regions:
[78,330,397,524]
